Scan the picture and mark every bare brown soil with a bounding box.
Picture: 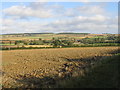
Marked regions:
[1,47,119,88]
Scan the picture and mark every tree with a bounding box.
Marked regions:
[100,38,105,43]
[67,41,73,46]
[53,40,62,47]
[15,41,17,45]
[62,40,73,46]
[39,38,42,41]
[9,41,12,45]
[23,40,29,45]
[52,37,55,40]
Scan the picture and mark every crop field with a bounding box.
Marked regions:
[1,47,119,88]
[2,45,53,49]
[1,34,89,41]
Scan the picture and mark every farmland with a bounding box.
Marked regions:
[1,33,120,50]
[1,33,120,88]
[1,1,119,89]
[1,47,119,88]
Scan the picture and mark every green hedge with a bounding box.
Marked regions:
[0,43,120,50]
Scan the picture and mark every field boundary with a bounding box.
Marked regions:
[1,45,120,51]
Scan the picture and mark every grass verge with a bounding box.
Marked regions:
[55,54,120,88]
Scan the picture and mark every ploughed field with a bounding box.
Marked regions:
[1,47,119,88]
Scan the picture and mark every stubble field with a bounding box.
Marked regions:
[1,47,119,88]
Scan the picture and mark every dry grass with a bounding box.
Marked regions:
[2,45,53,48]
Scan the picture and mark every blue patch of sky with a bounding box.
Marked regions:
[2,2,117,15]
[2,2,29,9]
[48,2,118,18]
[105,2,118,17]
[1,2,118,22]
[47,2,85,8]
[1,2,118,11]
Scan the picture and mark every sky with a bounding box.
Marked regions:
[0,1,118,34]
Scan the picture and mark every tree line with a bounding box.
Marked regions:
[1,35,119,48]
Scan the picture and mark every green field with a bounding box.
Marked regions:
[0,44,15,45]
